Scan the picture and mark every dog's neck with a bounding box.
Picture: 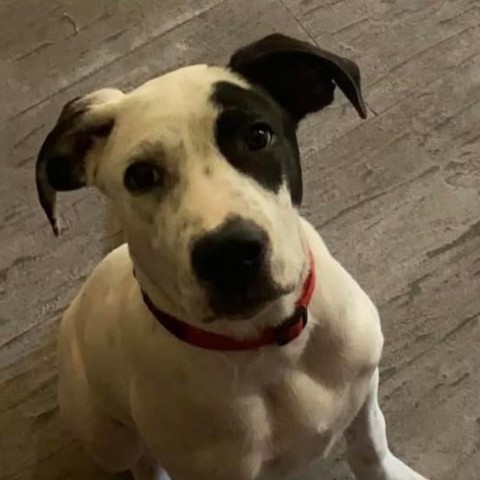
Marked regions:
[130,254,310,341]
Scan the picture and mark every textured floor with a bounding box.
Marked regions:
[1,1,479,479]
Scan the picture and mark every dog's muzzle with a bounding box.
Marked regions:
[191,217,276,316]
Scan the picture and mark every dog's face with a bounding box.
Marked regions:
[36,34,366,322]
[98,66,305,320]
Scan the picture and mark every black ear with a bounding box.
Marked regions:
[36,89,123,235]
[229,33,367,122]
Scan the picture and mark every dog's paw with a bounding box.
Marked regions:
[353,453,430,480]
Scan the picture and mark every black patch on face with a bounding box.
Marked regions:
[211,81,303,204]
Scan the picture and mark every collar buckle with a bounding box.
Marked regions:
[274,306,308,346]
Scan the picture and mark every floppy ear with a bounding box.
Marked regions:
[36,88,124,235]
[228,33,367,122]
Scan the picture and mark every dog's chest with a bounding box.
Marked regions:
[247,371,348,477]
[133,337,370,480]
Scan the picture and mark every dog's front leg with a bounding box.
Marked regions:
[130,449,171,480]
[345,369,429,480]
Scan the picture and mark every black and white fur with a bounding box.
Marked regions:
[36,34,429,480]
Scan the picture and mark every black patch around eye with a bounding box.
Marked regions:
[211,81,303,204]
[124,161,163,193]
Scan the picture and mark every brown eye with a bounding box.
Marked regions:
[124,162,162,192]
[244,123,273,151]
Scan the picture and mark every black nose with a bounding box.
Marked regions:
[191,218,268,291]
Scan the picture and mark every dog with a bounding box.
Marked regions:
[36,34,430,480]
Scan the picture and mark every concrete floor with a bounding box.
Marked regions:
[1,0,479,479]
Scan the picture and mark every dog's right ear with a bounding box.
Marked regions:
[36,89,124,235]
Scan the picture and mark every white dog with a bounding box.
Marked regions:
[36,34,429,480]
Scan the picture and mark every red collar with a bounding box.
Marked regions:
[138,250,316,351]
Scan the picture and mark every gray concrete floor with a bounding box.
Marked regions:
[1,1,479,479]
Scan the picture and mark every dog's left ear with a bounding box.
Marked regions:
[229,34,367,122]
[36,89,124,235]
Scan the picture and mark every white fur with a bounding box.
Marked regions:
[56,66,429,480]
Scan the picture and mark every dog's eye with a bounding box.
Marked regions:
[244,123,273,151]
[124,162,163,192]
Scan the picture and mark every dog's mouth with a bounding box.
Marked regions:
[200,250,312,322]
[203,280,295,322]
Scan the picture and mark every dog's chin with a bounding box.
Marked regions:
[203,284,294,323]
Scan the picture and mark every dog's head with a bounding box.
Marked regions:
[36,34,366,322]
